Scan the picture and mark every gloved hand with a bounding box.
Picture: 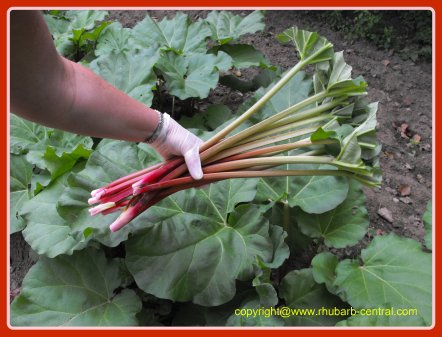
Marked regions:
[148,112,203,180]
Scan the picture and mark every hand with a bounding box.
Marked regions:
[149,112,204,180]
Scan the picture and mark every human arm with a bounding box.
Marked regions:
[10,10,202,179]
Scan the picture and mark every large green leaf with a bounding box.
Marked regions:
[25,130,93,171]
[327,51,352,89]
[10,154,33,233]
[20,173,89,257]
[41,143,92,181]
[9,114,50,155]
[216,44,272,69]
[267,201,312,254]
[252,225,289,307]
[256,164,349,214]
[125,179,281,307]
[323,52,367,96]
[295,180,368,248]
[21,129,93,192]
[65,10,108,30]
[423,200,432,250]
[311,252,339,294]
[95,21,132,56]
[10,114,93,190]
[248,71,312,123]
[156,52,227,100]
[277,26,333,64]
[10,248,141,326]
[334,233,432,326]
[89,48,159,106]
[44,10,109,58]
[279,269,349,326]
[205,10,265,45]
[131,12,211,54]
[180,105,236,135]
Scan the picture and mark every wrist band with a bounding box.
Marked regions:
[144,110,164,143]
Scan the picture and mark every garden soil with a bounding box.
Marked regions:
[10,10,433,298]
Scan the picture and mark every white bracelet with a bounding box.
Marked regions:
[144,110,164,143]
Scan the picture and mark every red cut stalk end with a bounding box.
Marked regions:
[108,194,154,232]
[109,209,138,232]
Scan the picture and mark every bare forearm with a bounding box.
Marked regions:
[56,58,159,142]
[10,10,158,142]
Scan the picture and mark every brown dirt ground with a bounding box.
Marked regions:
[10,10,433,300]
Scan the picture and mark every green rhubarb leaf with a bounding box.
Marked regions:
[327,51,352,89]
[256,164,349,214]
[279,269,349,326]
[10,114,51,155]
[204,104,233,130]
[79,22,111,48]
[44,10,109,58]
[89,48,159,106]
[41,142,92,181]
[267,202,312,254]
[180,104,233,131]
[277,26,334,64]
[252,225,289,307]
[311,252,339,294]
[95,22,132,56]
[213,50,234,72]
[10,154,33,233]
[22,130,93,189]
[423,201,432,250]
[20,173,89,258]
[131,12,211,54]
[215,44,272,69]
[10,248,141,326]
[10,115,93,194]
[155,52,221,100]
[248,71,312,123]
[25,130,92,171]
[295,180,368,248]
[252,263,278,308]
[310,52,368,97]
[327,76,368,97]
[220,67,281,93]
[205,10,265,45]
[125,180,280,307]
[333,102,381,185]
[334,233,432,326]
[44,14,75,57]
[66,10,108,31]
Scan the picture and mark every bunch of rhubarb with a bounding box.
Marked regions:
[88,27,381,232]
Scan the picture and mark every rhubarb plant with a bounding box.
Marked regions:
[48,10,274,112]
[10,11,432,327]
[44,10,111,61]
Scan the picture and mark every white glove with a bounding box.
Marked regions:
[148,112,203,180]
